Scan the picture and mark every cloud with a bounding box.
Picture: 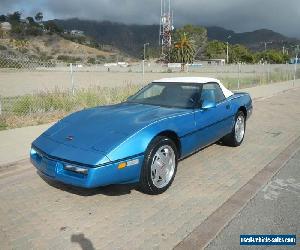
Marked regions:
[0,0,46,19]
[0,0,299,38]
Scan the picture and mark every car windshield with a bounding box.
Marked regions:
[127,82,202,108]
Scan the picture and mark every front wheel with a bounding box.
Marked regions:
[140,136,178,195]
[223,111,246,147]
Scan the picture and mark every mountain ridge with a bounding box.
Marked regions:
[53,18,299,56]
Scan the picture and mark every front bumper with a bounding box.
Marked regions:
[30,148,143,188]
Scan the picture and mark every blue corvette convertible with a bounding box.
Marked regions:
[31,77,252,194]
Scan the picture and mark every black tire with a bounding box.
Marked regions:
[222,111,246,147]
[139,136,178,195]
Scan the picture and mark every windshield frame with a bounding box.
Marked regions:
[126,82,204,109]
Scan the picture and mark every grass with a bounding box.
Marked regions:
[0,84,141,130]
[220,69,296,90]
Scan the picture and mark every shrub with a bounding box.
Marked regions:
[0,118,8,131]
[87,57,96,64]
[57,55,82,63]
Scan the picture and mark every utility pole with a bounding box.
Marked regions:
[238,63,241,89]
[226,42,229,64]
[142,43,150,81]
[226,36,231,64]
[70,63,75,96]
[144,43,150,60]
[293,53,297,86]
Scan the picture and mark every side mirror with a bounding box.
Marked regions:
[202,100,216,110]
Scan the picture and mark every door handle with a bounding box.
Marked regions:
[226,105,230,110]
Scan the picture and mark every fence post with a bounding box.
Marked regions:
[70,63,75,96]
[267,63,270,83]
[237,63,241,89]
[293,54,298,87]
[142,60,145,82]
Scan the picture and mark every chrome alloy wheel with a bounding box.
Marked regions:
[235,114,245,143]
[150,145,176,189]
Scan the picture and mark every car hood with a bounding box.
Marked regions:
[41,102,187,155]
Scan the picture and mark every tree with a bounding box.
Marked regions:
[0,15,7,22]
[7,11,21,23]
[26,24,43,36]
[11,23,23,36]
[256,50,287,64]
[44,21,62,34]
[174,24,207,59]
[205,40,226,59]
[26,17,35,24]
[169,32,195,71]
[229,44,255,63]
[35,12,43,23]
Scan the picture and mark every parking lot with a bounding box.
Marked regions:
[0,87,300,249]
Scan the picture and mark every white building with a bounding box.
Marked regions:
[70,30,84,36]
[0,22,12,31]
[204,59,226,65]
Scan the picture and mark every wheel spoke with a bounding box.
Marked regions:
[235,115,245,143]
[150,145,176,189]
[151,162,161,183]
[158,151,168,165]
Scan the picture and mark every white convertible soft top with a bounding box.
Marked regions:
[153,77,234,98]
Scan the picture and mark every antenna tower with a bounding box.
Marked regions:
[159,0,173,61]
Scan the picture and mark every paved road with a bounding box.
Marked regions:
[206,149,300,250]
[1,88,300,249]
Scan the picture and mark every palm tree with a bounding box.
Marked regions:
[35,12,43,23]
[170,32,195,71]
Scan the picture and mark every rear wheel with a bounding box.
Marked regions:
[140,136,178,195]
[223,111,246,147]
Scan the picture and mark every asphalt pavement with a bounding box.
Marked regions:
[206,149,300,250]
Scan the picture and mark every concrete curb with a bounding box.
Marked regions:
[174,136,300,250]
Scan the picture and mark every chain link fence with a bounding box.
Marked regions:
[0,54,299,130]
[0,54,57,70]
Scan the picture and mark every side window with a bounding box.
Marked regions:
[201,83,226,104]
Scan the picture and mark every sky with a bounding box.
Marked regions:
[0,0,299,38]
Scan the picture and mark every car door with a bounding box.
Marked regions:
[193,82,233,149]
